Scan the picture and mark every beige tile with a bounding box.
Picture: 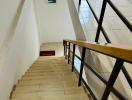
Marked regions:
[10,57,89,100]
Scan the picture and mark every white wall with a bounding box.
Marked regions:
[0,0,40,100]
[67,0,86,40]
[33,0,76,44]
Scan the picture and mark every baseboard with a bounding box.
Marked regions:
[9,84,16,99]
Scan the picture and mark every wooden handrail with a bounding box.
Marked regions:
[64,39,132,63]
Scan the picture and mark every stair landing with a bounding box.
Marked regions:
[10,57,89,100]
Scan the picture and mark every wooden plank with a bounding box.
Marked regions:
[64,39,132,63]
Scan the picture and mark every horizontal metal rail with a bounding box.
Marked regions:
[73,66,97,99]
[82,78,97,100]
[74,54,107,84]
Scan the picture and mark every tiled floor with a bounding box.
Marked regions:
[10,57,90,100]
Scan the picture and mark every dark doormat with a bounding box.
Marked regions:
[40,50,55,56]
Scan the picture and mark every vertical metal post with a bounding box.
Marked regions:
[63,40,65,57]
[65,41,67,59]
[95,0,107,42]
[64,45,66,58]
[101,59,124,99]
[79,0,81,6]
[68,42,70,64]
[72,44,76,72]
[78,47,86,86]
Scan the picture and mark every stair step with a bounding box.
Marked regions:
[10,57,90,100]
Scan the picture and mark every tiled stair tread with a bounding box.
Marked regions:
[21,75,78,80]
[10,57,90,100]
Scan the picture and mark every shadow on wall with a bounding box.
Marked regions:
[0,0,25,79]
[0,0,25,99]
[0,0,25,51]
[0,0,25,73]
[0,0,25,72]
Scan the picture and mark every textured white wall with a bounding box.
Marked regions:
[33,0,76,44]
[0,0,40,100]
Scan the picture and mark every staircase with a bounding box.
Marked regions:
[10,57,90,100]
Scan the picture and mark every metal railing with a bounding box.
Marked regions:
[79,0,132,95]
[63,40,132,100]
[63,0,132,99]
[64,0,132,100]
